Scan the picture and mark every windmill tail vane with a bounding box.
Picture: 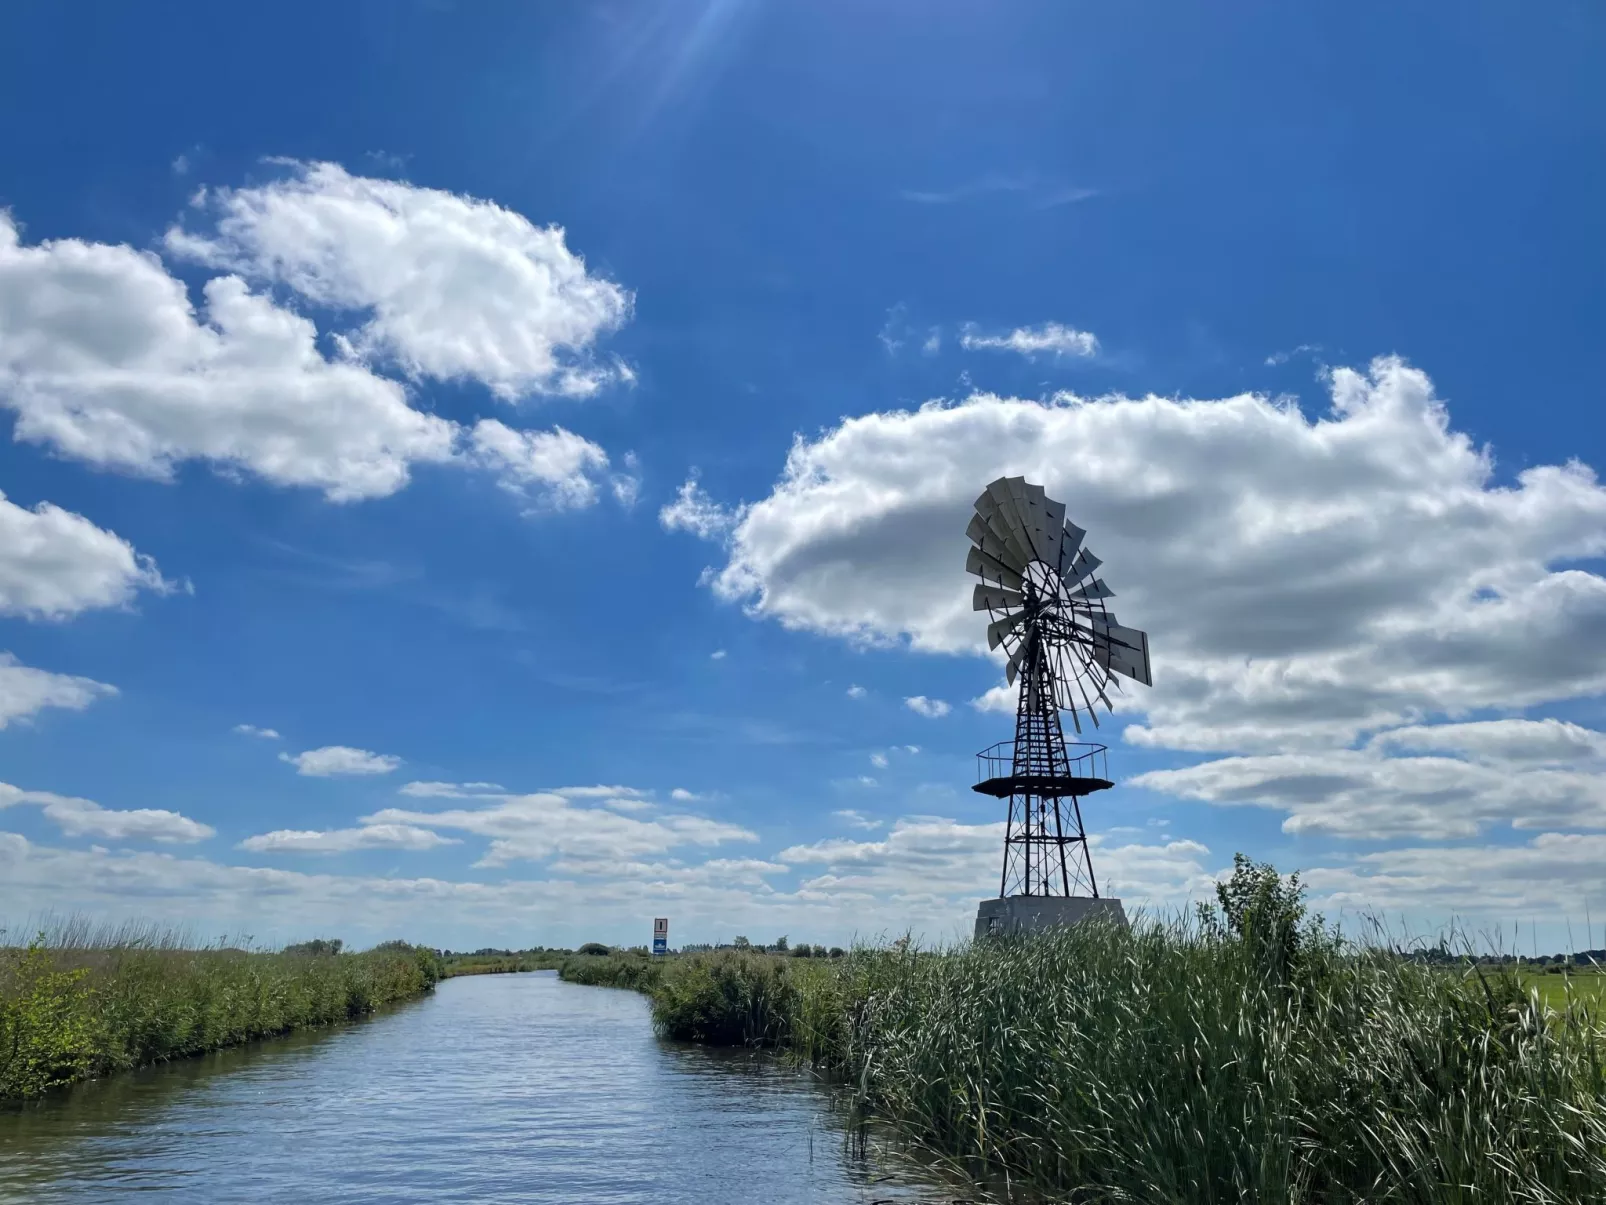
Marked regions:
[966,476,1152,899]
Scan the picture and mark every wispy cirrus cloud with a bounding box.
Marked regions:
[239,824,459,854]
[959,321,1099,358]
[659,474,741,541]
[900,173,1097,209]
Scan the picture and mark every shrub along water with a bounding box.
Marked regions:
[0,930,442,1100]
[651,949,798,1046]
[568,860,1606,1201]
[557,950,664,993]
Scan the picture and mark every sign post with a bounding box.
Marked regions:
[652,917,669,956]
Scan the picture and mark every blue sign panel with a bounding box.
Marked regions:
[652,936,667,955]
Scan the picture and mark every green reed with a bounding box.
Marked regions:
[649,949,798,1046]
[569,887,1606,1200]
[0,930,442,1100]
[791,920,1606,1202]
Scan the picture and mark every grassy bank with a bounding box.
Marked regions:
[1,931,442,1101]
[441,950,568,977]
[565,864,1606,1201]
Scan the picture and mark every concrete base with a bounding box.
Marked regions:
[974,895,1128,939]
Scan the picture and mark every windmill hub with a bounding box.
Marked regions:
[964,476,1154,939]
[1020,560,1060,601]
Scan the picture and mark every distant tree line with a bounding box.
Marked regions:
[566,936,849,958]
[407,939,859,961]
[1404,939,1606,970]
[680,936,846,957]
[283,938,344,956]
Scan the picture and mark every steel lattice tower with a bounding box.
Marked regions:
[1000,632,1099,897]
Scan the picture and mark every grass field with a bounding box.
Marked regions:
[1,925,442,1101]
[1525,968,1606,1016]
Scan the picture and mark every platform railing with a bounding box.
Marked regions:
[975,740,1109,787]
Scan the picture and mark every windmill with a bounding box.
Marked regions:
[966,476,1153,936]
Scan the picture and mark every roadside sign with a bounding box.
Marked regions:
[652,917,668,955]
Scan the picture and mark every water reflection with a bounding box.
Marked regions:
[0,971,965,1204]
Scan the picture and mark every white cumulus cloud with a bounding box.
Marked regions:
[0,781,213,843]
[904,695,951,718]
[364,781,754,869]
[0,653,117,729]
[2,167,636,513]
[465,418,622,512]
[280,746,401,777]
[970,684,1015,714]
[165,161,632,400]
[779,818,1211,910]
[232,724,280,739]
[1302,832,1606,917]
[1131,746,1606,840]
[1367,718,1606,765]
[0,491,174,620]
[691,358,1606,755]
[0,212,458,502]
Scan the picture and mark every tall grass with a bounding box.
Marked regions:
[795,920,1606,1201]
[0,927,442,1101]
[569,863,1606,1201]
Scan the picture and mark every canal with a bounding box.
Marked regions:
[0,971,961,1203]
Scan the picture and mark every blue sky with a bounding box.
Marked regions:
[1,2,1603,951]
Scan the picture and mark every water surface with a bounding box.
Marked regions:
[0,971,960,1203]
